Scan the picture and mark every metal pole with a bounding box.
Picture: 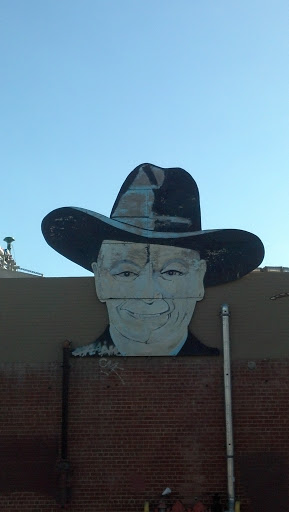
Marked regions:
[58,340,71,508]
[221,304,235,512]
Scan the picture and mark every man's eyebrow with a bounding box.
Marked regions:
[109,259,143,271]
[160,258,191,268]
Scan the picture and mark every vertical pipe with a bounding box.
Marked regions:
[61,340,71,459]
[221,304,235,512]
[59,339,71,507]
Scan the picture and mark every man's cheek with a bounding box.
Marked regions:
[97,275,123,299]
[100,278,141,299]
[178,275,203,299]
[106,300,125,317]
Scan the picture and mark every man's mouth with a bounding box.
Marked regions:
[119,301,171,319]
[123,310,170,319]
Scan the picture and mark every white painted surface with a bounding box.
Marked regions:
[91,241,206,356]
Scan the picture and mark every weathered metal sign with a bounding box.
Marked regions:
[42,163,264,356]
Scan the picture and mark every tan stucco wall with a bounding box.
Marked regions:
[0,271,288,362]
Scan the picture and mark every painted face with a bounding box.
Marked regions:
[92,241,206,356]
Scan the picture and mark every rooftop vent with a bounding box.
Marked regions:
[0,237,43,276]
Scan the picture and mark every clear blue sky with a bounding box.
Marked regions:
[1,1,288,277]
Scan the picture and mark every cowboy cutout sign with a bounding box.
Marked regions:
[42,163,264,357]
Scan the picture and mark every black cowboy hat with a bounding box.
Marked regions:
[41,163,264,286]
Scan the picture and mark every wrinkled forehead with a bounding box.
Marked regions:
[97,240,200,268]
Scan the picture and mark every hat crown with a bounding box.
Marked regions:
[110,163,201,233]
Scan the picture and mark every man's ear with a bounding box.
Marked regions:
[91,261,105,302]
[196,259,206,301]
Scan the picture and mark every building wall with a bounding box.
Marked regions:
[0,272,288,511]
[0,268,40,278]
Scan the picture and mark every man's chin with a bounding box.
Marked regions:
[115,314,171,335]
[113,329,188,356]
[116,332,162,344]
[114,326,182,345]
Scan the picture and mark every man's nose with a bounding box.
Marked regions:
[142,293,162,304]
[139,272,163,299]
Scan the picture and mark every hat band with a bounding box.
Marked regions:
[111,215,193,232]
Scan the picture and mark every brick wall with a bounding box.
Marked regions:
[0,358,288,511]
[0,363,61,510]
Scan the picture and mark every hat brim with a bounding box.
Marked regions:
[41,207,264,287]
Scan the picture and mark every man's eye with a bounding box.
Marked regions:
[162,270,184,276]
[115,271,138,277]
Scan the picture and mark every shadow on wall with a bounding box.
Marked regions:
[239,453,288,511]
[0,436,58,496]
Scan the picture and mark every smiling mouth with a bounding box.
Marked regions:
[121,309,170,319]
